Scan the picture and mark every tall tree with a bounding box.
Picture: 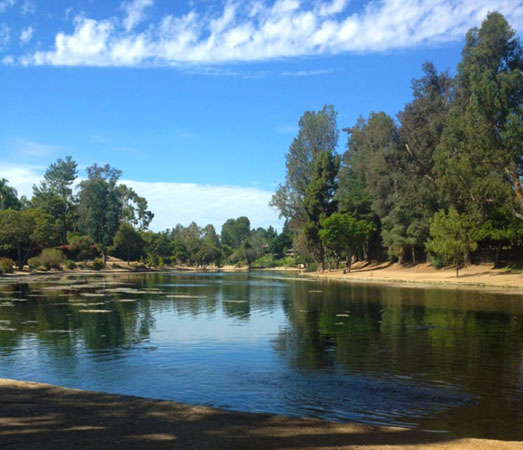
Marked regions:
[434,12,522,224]
[118,184,154,230]
[270,105,338,231]
[77,164,123,263]
[303,150,340,270]
[0,178,21,211]
[32,156,78,244]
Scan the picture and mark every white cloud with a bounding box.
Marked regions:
[21,0,34,14]
[0,161,282,231]
[19,26,33,44]
[14,0,523,67]
[122,179,282,231]
[122,0,153,32]
[0,164,45,198]
[1,54,13,64]
[0,0,15,14]
[0,22,9,49]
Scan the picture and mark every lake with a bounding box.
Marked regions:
[0,271,522,440]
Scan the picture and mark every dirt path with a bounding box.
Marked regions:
[0,379,521,450]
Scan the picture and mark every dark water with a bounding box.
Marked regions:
[0,271,522,440]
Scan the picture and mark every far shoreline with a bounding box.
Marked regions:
[2,260,522,294]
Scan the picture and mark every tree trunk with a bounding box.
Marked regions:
[411,247,416,265]
[102,248,107,264]
[17,244,23,270]
[345,254,352,273]
[398,247,404,265]
[464,250,471,267]
[494,242,502,269]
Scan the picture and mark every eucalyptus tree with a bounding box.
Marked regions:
[77,164,123,263]
[32,156,78,243]
[0,178,21,211]
[434,12,522,224]
[270,105,339,232]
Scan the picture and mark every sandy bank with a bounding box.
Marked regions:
[0,378,521,450]
[300,262,523,292]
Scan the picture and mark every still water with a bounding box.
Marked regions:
[0,271,522,439]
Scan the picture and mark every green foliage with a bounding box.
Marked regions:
[426,208,479,276]
[92,258,105,271]
[0,209,60,269]
[319,213,374,270]
[28,248,65,270]
[271,105,339,231]
[113,222,145,263]
[65,259,77,270]
[68,235,94,260]
[32,156,78,244]
[0,178,22,211]
[221,217,250,249]
[0,257,14,273]
[77,164,123,262]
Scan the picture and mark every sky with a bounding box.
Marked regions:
[0,0,522,232]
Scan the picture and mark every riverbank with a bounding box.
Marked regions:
[300,262,523,292]
[0,378,521,450]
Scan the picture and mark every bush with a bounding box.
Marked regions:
[92,258,105,271]
[41,248,65,269]
[430,253,446,270]
[0,257,14,274]
[305,262,319,272]
[29,249,65,270]
[65,260,77,270]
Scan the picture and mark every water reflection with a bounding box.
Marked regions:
[0,272,521,439]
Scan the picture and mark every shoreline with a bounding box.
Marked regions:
[0,378,521,450]
[296,262,523,294]
[2,261,523,294]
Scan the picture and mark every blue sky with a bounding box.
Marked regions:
[0,0,521,231]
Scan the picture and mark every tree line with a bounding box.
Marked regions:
[271,12,522,275]
[0,158,293,271]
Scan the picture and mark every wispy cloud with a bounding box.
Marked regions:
[0,0,15,14]
[122,0,153,32]
[9,139,65,158]
[21,0,34,15]
[280,69,334,77]
[0,22,9,49]
[15,0,522,67]
[19,26,33,45]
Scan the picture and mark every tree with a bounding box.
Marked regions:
[221,217,250,250]
[426,207,478,277]
[319,213,374,271]
[271,105,338,231]
[118,184,154,230]
[303,150,340,270]
[77,164,123,263]
[113,222,145,263]
[434,12,522,224]
[32,156,78,244]
[0,178,21,211]
[0,209,59,269]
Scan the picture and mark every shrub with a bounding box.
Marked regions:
[0,257,14,274]
[40,248,65,270]
[92,258,105,271]
[65,260,77,270]
[305,262,319,272]
[429,253,446,270]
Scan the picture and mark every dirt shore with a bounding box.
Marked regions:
[0,379,521,450]
[299,262,523,292]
